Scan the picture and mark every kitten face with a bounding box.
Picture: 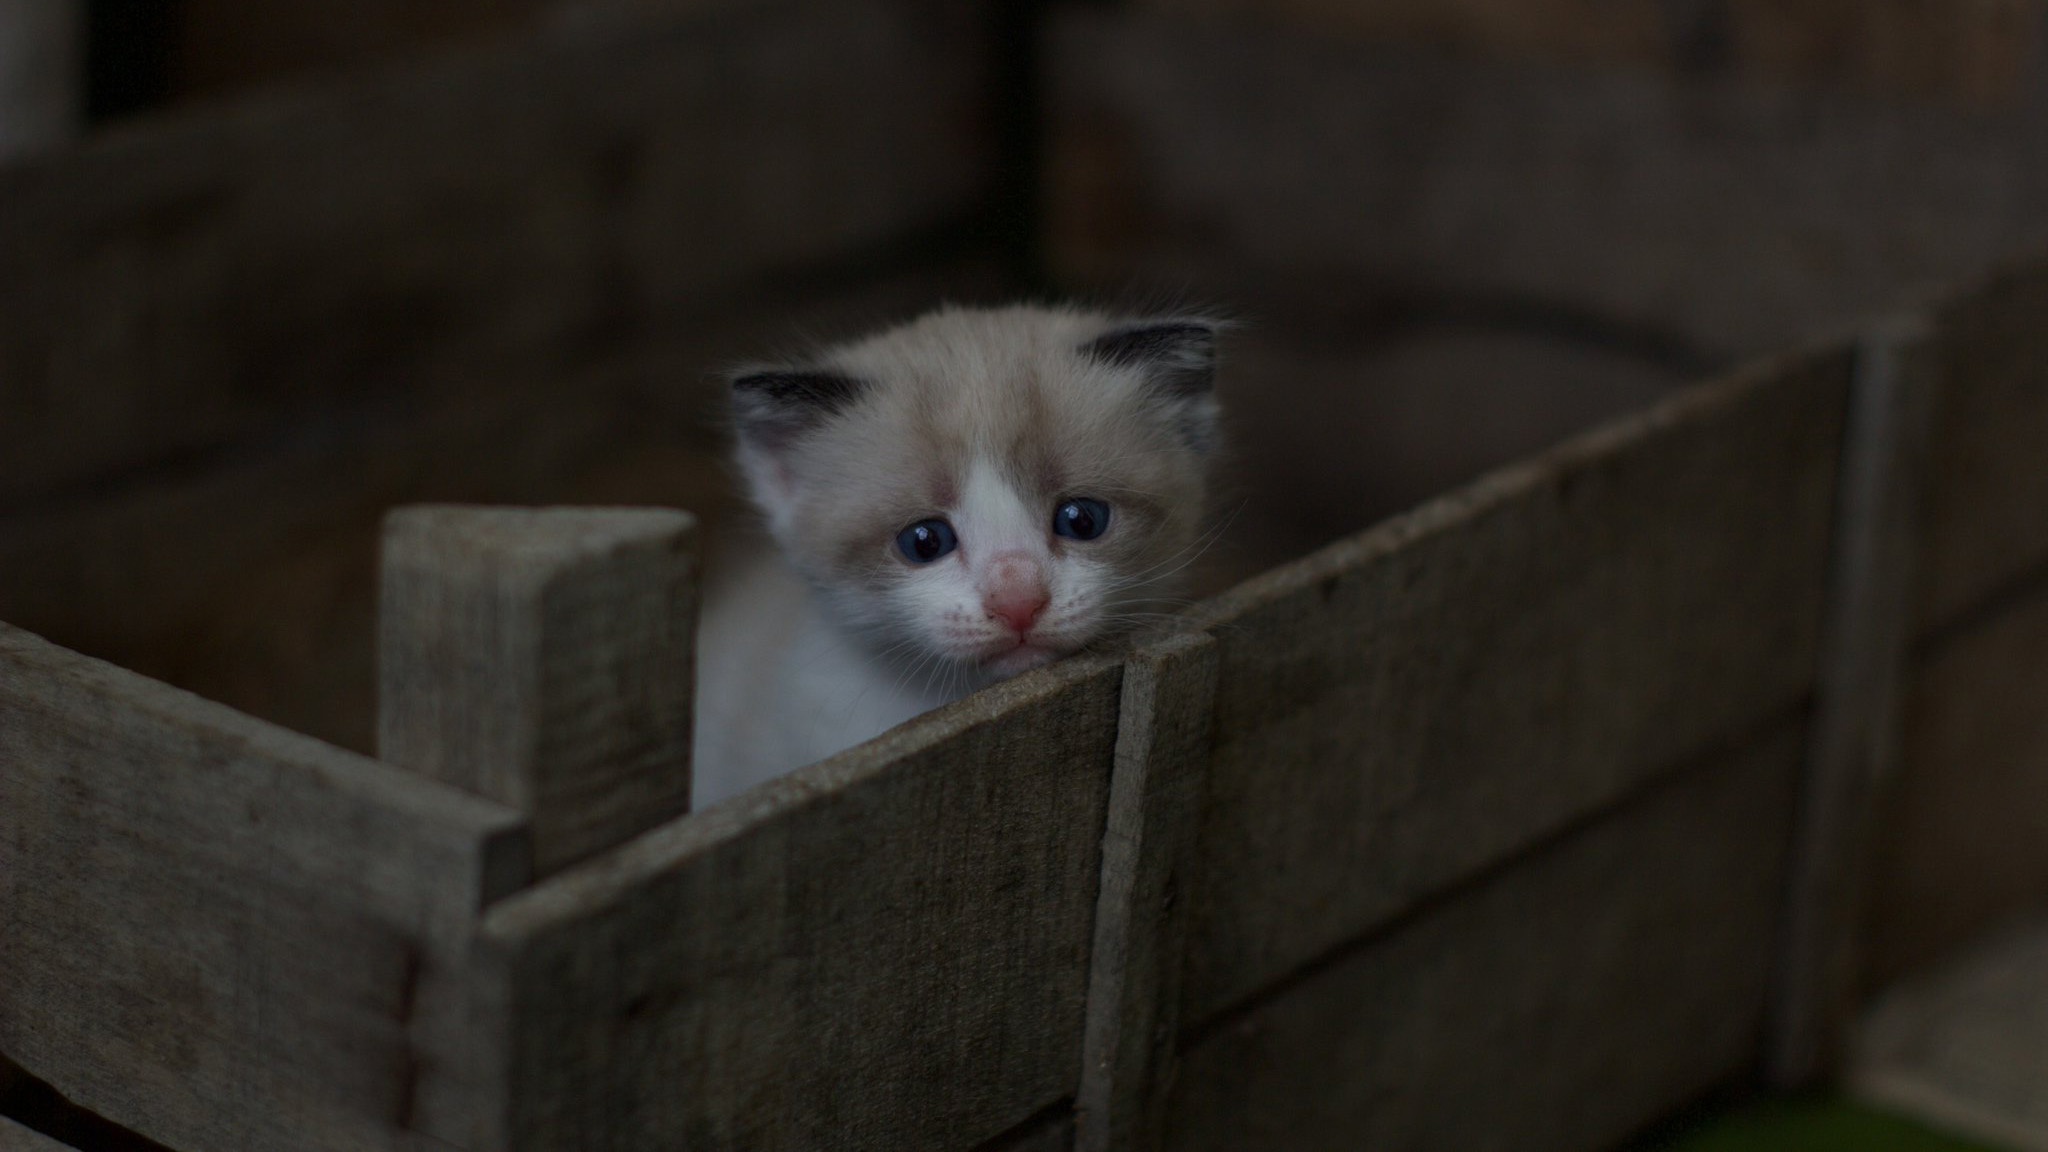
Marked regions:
[731,305,1219,684]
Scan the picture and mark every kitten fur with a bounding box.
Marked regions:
[692,304,1221,804]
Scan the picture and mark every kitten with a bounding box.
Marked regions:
[691,304,1221,805]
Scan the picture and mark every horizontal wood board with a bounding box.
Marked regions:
[474,656,1125,1150]
[0,0,992,505]
[1180,347,1848,1020]
[1914,260,2048,631]
[1136,0,2046,102]
[1869,587,2048,987]
[1165,719,1805,1152]
[1045,7,2048,361]
[0,623,529,1151]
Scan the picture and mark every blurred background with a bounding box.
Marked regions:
[3,0,2047,1148]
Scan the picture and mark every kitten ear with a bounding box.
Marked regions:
[729,368,870,448]
[1081,319,1218,398]
[728,367,870,537]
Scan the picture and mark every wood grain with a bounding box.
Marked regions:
[1075,632,1216,1152]
[0,623,529,1151]
[474,655,1125,1151]
[379,505,697,877]
[1178,348,1848,1022]
[1165,721,1804,1152]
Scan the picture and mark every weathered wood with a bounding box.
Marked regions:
[1768,318,1935,1085]
[0,0,993,504]
[0,623,530,1152]
[1915,261,2048,632]
[1868,586,2048,987]
[1076,632,1216,1152]
[1045,8,2048,362]
[1853,917,2048,1152]
[1165,721,1804,1152]
[1140,0,2045,102]
[0,1116,75,1152]
[379,505,696,876]
[474,655,1125,1150]
[1179,347,1848,1022]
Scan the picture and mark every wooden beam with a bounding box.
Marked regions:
[0,623,529,1151]
[379,505,697,878]
[1768,317,1935,1085]
[1076,631,1216,1152]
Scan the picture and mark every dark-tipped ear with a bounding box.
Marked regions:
[729,368,870,447]
[1081,319,1218,397]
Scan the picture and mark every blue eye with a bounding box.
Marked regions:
[1053,498,1111,541]
[896,518,957,563]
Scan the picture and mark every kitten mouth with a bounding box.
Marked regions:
[979,637,1066,676]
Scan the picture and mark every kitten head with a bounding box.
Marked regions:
[730,304,1221,682]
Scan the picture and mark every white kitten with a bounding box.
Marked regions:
[691,304,1221,805]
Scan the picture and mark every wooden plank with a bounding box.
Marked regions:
[1076,632,1216,1152]
[379,505,697,876]
[474,655,1125,1150]
[1045,8,2048,362]
[1164,720,1805,1152]
[0,623,530,1152]
[1178,347,1848,1022]
[0,1116,76,1152]
[1915,261,2048,632]
[1868,586,2048,987]
[0,0,993,504]
[1853,916,2048,1152]
[1139,0,2044,103]
[1768,318,1936,1085]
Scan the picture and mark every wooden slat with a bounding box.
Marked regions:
[1868,586,2048,987]
[379,505,697,876]
[0,0,993,504]
[0,623,530,1152]
[1137,0,2044,103]
[1915,260,2048,632]
[1178,348,1848,1022]
[1768,318,1935,1085]
[474,655,1125,1150]
[1164,720,1805,1152]
[1076,632,1216,1152]
[1044,8,2048,361]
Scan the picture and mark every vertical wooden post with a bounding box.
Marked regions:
[1768,317,1936,1085]
[379,505,697,879]
[1077,630,1217,1152]
[0,0,82,162]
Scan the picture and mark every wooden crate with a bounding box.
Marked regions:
[4,2,2048,1149]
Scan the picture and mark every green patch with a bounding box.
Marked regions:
[1650,1097,2005,1152]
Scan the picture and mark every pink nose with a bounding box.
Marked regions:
[985,589,1049,634]
[982,551,1049,634]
